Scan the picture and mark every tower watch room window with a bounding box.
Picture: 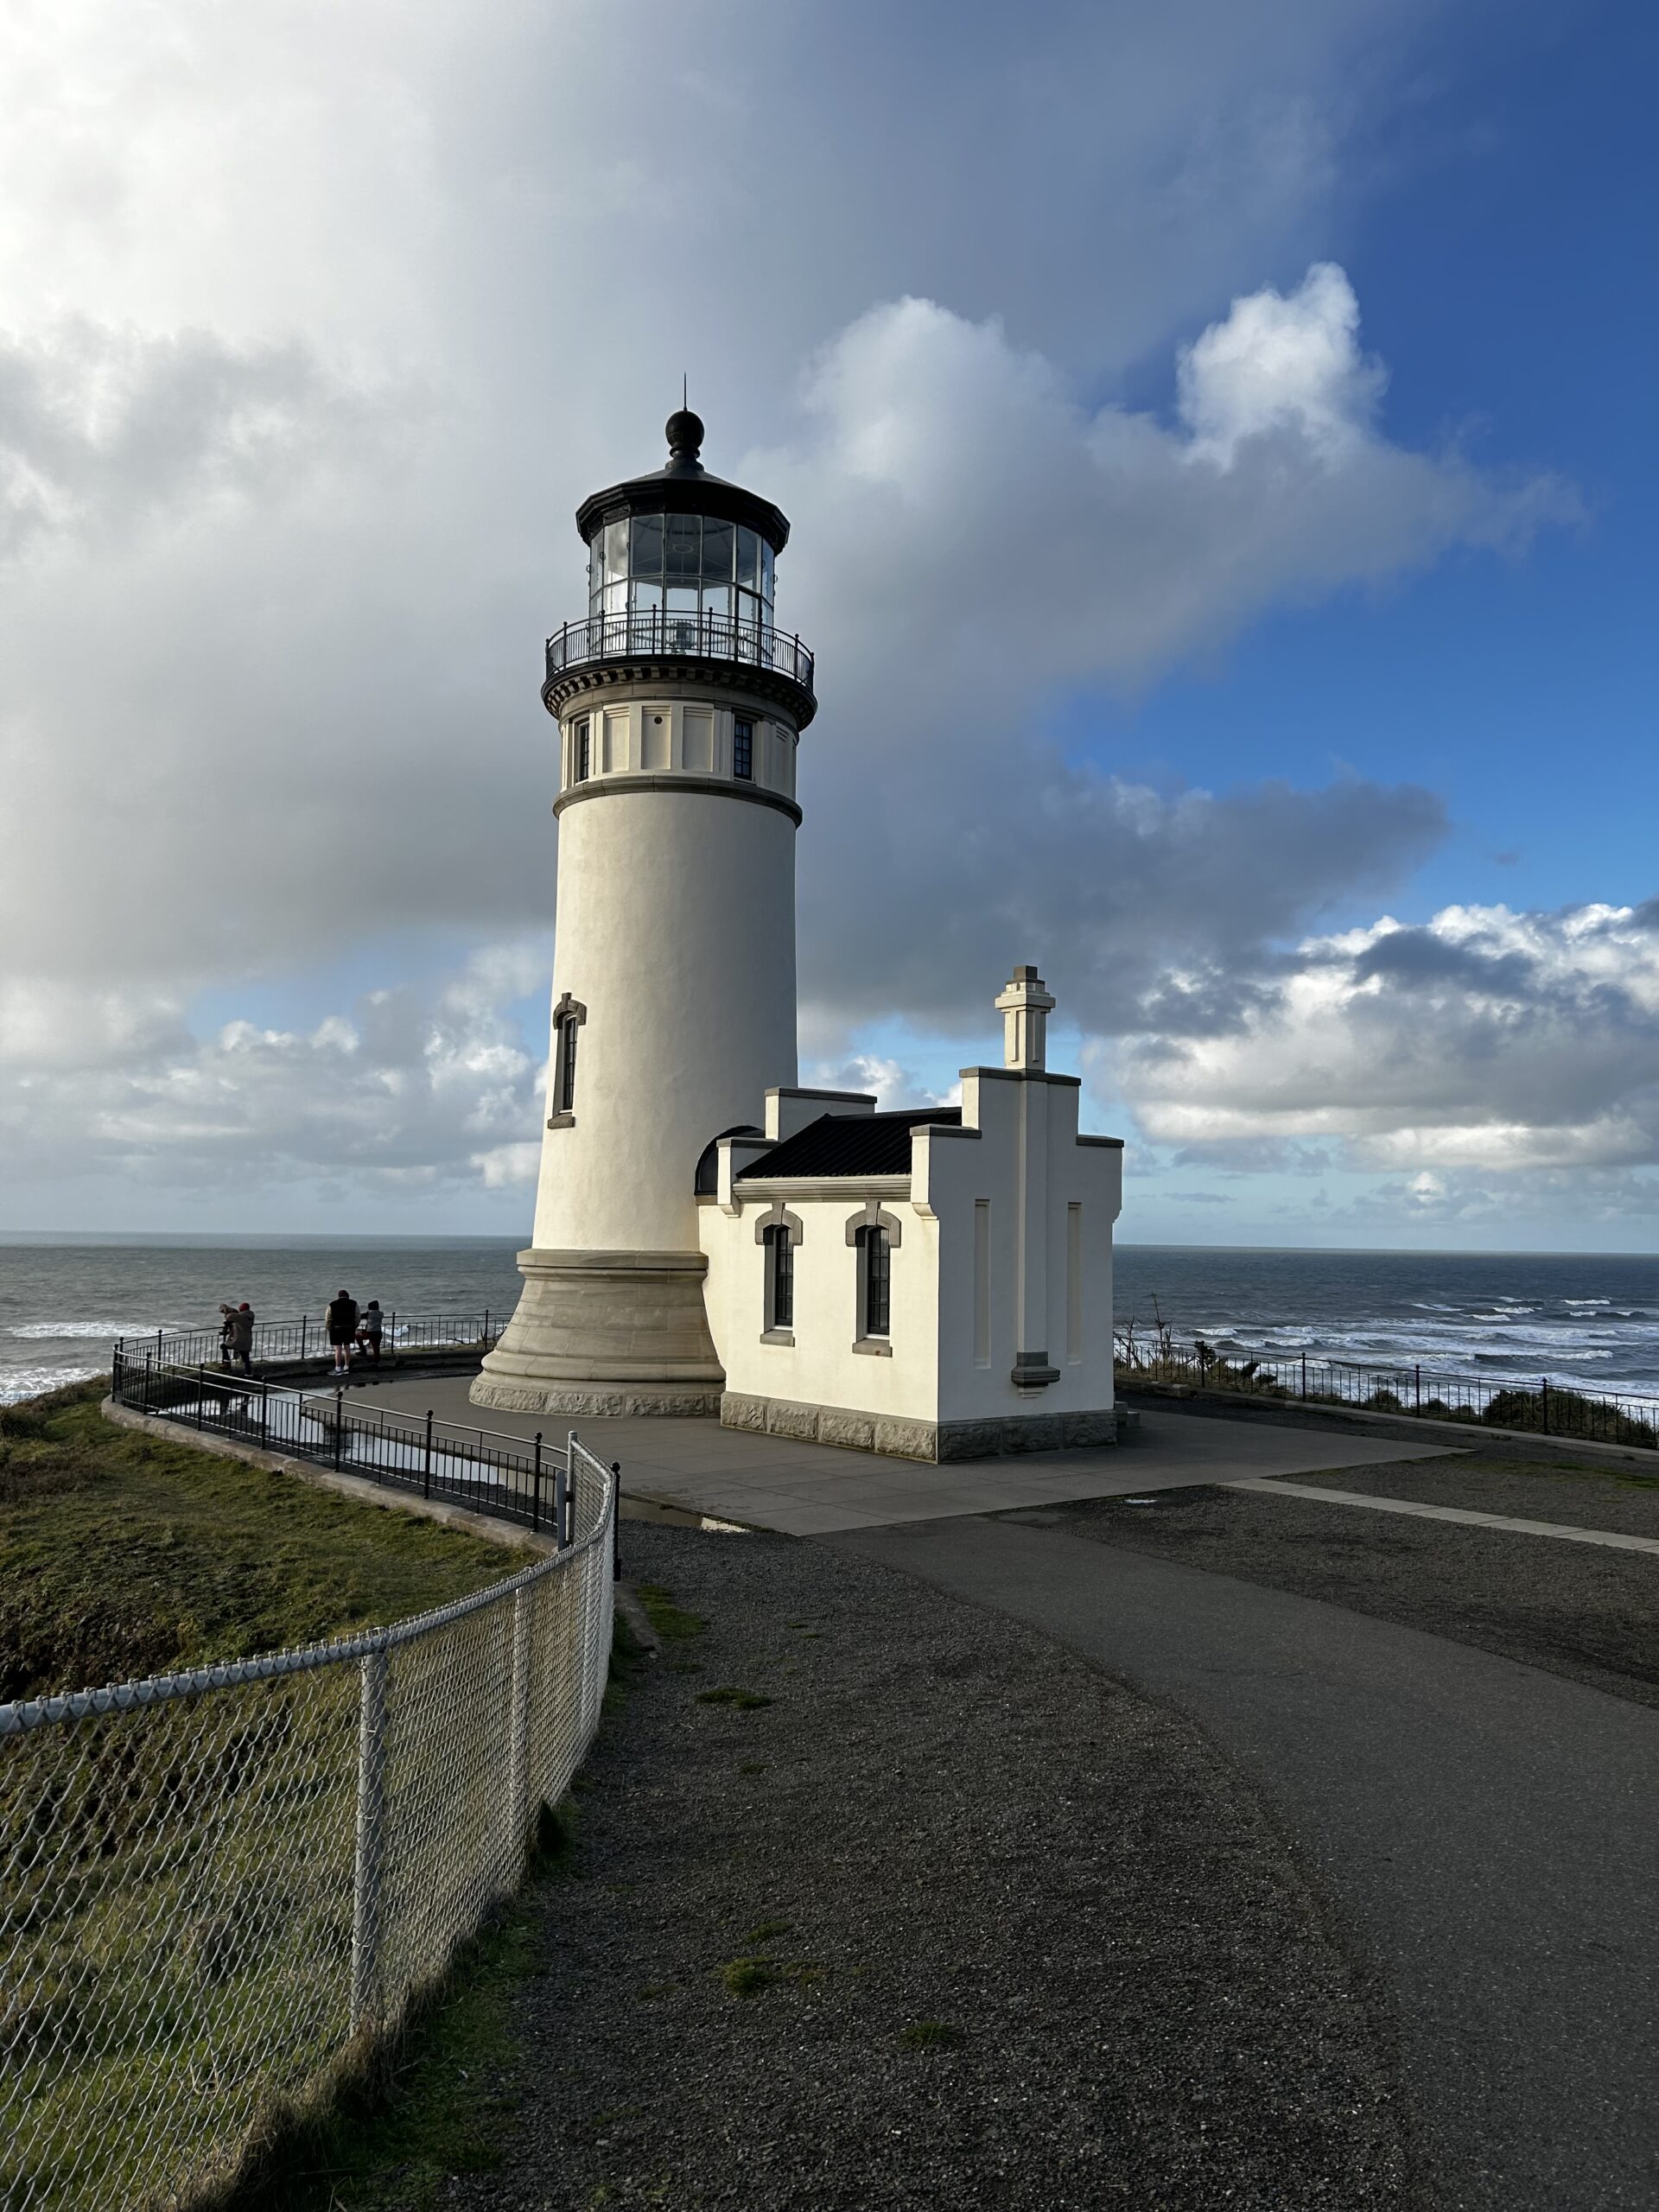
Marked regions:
[733,717,753,780]
[573,717,591,782]
[856,1224,891,1340]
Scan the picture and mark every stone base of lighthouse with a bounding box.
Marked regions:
[469,1249,724,1417]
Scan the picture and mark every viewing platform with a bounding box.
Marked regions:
[543,607,817,726]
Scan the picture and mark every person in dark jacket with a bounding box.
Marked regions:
[219,1302,255,1374]
[355,1299,385,1364]
[327,1290,359,1375]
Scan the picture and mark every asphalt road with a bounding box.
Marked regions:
[825,1513,1659,2211]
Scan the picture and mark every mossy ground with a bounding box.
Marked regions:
[0,1381,528,1701]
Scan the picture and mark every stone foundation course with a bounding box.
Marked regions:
[721,1390,1122,1461]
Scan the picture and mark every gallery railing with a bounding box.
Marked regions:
[546,607,815,695]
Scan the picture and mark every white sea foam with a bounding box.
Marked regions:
[8,1320,178,1340]
[0,1360,105,1404]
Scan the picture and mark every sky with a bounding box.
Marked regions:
[0,0,1654,1251]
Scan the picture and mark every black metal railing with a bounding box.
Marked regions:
[1113,1332,1659,1452]
[114,1309,500,1374]
[110,1352,599,1540]
[546,608,815,696]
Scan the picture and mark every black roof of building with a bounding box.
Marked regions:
[734,1108,963,1183]
[575,410,790,553]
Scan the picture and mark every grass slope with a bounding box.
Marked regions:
[0,1381,528,1701]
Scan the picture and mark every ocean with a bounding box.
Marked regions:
[1,1234,1656,1407]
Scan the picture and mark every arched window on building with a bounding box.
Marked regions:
[764,1224,793,1332]
[855,1224,891,1341]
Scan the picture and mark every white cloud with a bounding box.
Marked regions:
[0,2,1598,1228]
[1113,899,1659,1176]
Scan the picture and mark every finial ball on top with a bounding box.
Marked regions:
[665,408,704,460]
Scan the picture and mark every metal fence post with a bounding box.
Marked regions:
[334,1390,344,1472]
[507,1587,532,1867]
[565,1432,579,1548]
[1541,1376,1550,1435]
[553,1458,569,1554]
[300,1315,308,1364]
[612,1462,621,1580]
[423,1409,434,1498]
[259,1382,269,1451]
[350,1644,389,2036]
[1300,1352,1307,1401]
[532,1432,543,1534]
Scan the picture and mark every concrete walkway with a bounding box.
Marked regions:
[350,1370,1458,1533]
[826,1513,1659,2210]
[1230,1473,1659,1554]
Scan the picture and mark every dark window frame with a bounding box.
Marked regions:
[857,1224,891,1338]
[554,1010,579,1115]
[733,715,753,780]
[765,1224,794,1331]
[573,717,591,783]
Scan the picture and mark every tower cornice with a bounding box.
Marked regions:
[543,645,817,730]
[551,772,802,825]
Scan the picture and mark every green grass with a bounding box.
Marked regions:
[694,1686,772,1710]
[231,1801,581,2211]
[0,1382,528,1702]
[634,1582,707,1643]
[741,1917,793,1945]
[0,1381,550,2212]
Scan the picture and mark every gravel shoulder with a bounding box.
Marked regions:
[1046,1480,1659,1709]
[1256,1448,1659,1536]
[426,1521,1411,2212]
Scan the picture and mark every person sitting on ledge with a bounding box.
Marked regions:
[356,1299,385,1365]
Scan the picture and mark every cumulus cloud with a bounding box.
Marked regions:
[0,941,550,1208]
[1113,900,1659,1176]
[0,1,1595,1222]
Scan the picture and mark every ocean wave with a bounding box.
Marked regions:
[7,1321,175,1340]
[0,1360,105,1404]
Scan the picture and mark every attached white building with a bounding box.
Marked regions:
[700,967,1123,1460]
[474,413,1125,1460]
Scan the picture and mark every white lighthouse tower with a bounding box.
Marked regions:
[473,410,817,1414]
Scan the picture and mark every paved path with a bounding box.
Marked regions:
[1230,1474,1659,1554]
[825,1513,1659,2210]
[353,1372,1456,1533]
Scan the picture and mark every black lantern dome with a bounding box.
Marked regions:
[574,413,791,552]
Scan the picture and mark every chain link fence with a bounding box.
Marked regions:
[0,1440,616,2210]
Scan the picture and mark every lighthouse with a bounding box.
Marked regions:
[473,410,817,1414]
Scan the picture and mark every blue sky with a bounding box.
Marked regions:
[0,0,1653,1249]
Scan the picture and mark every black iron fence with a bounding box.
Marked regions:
[546,607,815,694]
[1114,1332,1659,1451]
[115,1309,499,1374]
[111,1352,589,1538]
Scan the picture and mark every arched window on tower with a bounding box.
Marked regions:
[549,994,586,1123]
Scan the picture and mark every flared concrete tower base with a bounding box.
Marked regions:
[470,1249,725,1417]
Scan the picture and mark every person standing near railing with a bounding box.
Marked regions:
[218,1302,255,1375]
[326,1289,359,1376]
[356,1300,385,1365]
